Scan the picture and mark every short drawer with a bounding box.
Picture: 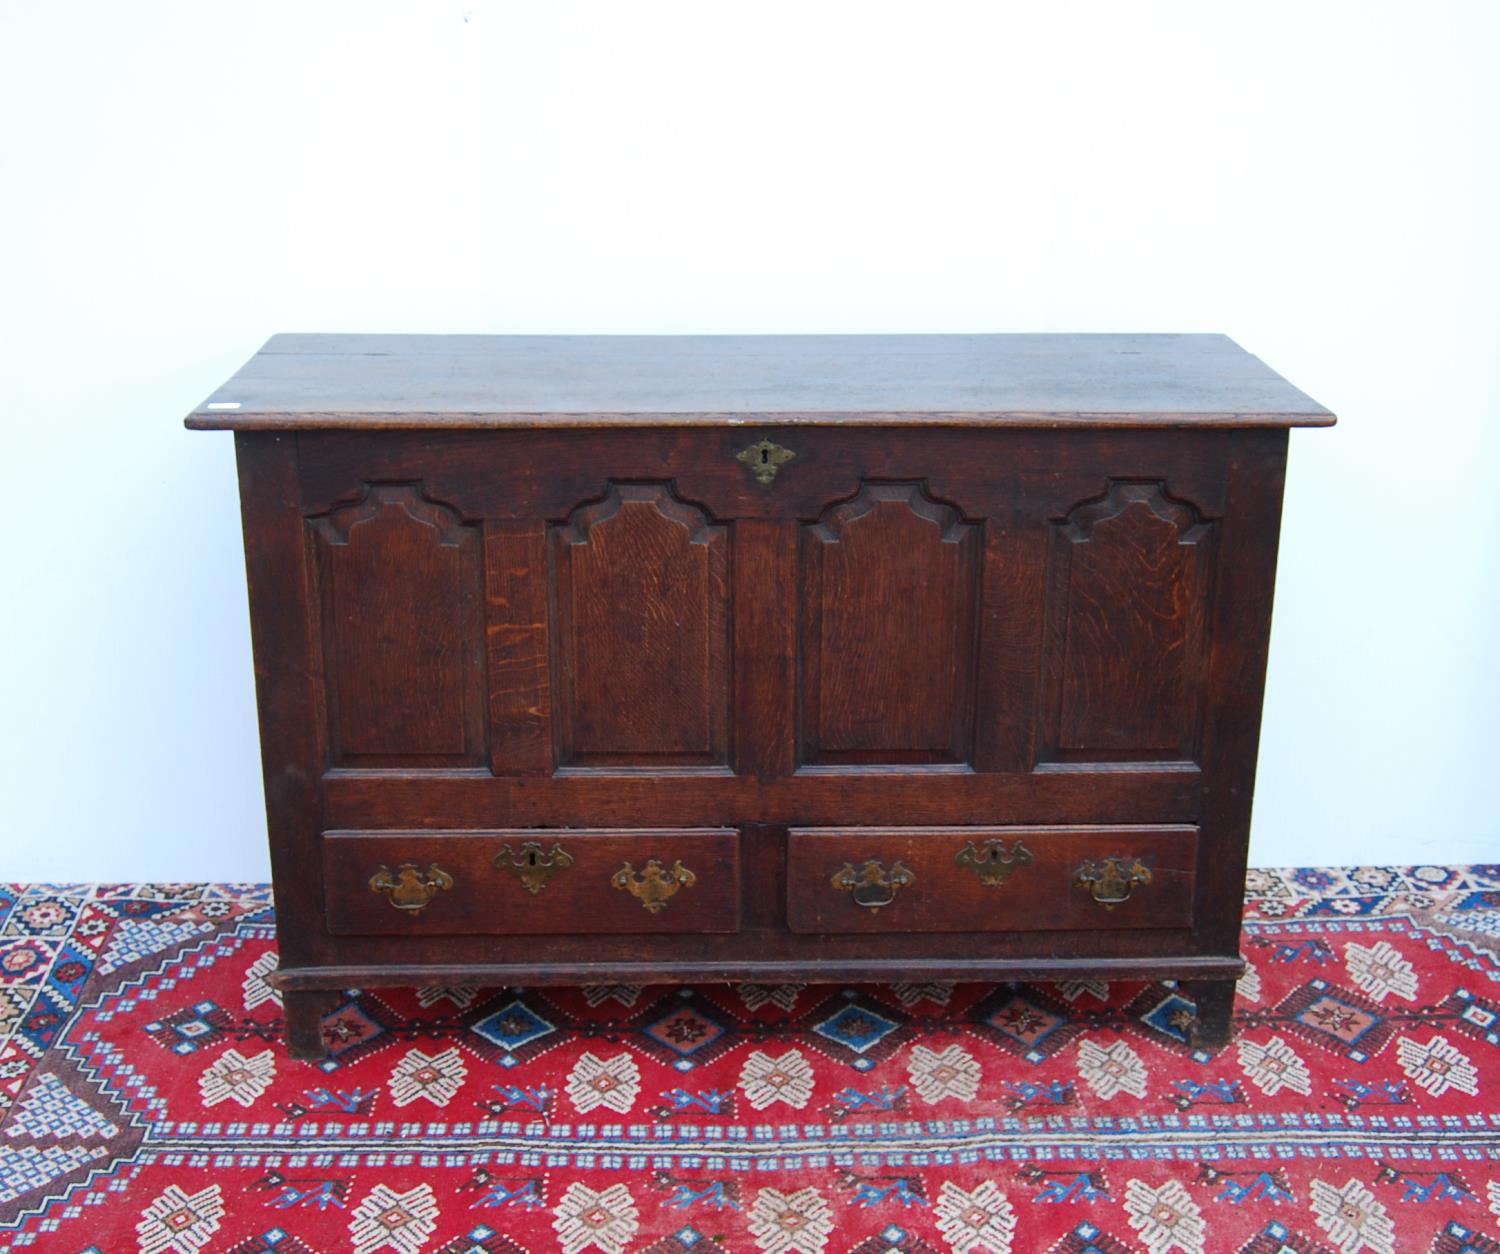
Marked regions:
[323,828,740,936]
[786,825,1196,934]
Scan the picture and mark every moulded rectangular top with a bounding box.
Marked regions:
[185,333,1335,430]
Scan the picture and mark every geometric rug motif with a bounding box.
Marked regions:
[0,866,1498,1252]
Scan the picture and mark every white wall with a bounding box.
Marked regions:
[2,1,1496,880]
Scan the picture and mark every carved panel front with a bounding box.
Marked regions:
[309,484,487,767]
[1040,480,1216,763]
[799,482,981,767]
[551,483,731,769]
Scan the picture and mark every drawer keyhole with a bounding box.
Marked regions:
[955,839,1034,887]
[494,841,574,894]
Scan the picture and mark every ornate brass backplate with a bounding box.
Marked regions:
[612,859,696,913]
[493,841,574,894]
[954,839,1034,887]
[369,863,454,914]
[832,859,915,911]
[1074,856,1153,907]
[735,438,796,485]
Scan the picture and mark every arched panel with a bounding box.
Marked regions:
[309,484,486,767]
[799,482,982,767]
[1041,480,1217,763]
[551,483,731,769]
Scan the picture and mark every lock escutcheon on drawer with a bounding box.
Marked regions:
[787,825,1197,934]
[492,841,574,894]
[323,828,740,936]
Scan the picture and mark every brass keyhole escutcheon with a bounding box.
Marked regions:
[955,839,1034,887]
[493,841,573,894]
[735,438,795,485]
[612,859,696,913]
[832,859,914,912]
[369,863,453,914]
[1074,856,1152,908]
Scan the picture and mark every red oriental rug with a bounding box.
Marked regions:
[2,867,1499,1253]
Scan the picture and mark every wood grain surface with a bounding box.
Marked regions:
[188,333,1335,428]
[204,339,1328,1055]
[323,828,740,936]
[785,825,1197,934]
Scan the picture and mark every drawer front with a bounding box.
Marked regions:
[324,828,740,936]
[786,825,1196,934]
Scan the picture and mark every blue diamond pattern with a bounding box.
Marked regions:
[472,1000,555,1055]
[1140,992,1197,1043]
[644,1003,726,1059]
[814,1002,900,1055]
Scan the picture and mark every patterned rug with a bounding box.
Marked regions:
[1,868,1499,1254]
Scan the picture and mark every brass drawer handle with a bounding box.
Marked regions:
[1075,856,1152,907]
[955,839,1034,887]
[612,859,696,913]
[832,859,914,912]
[369,863,453,914]
[493,841,574,894]
[736,438,796,485]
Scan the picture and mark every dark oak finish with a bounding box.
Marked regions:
[1041,482,1216,764]
[1183,977,1241,1049]
[324,827,740,936]
[785,825,1197,934]
[799,484,981,767]
[188,333,1334,428]
[552,485,731,770]
[196,333,1330,1059]
[309,485,487,767]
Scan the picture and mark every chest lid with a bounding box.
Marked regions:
[186,332,1334,431]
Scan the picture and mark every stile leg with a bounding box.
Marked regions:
[1182,977,1238,1049]
[282,989,340,1061]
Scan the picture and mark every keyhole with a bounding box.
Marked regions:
[760,448,770,465]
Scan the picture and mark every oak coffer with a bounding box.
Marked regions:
[188,333,1332,1057]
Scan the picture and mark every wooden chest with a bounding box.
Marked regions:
[189,333,1332,1057]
